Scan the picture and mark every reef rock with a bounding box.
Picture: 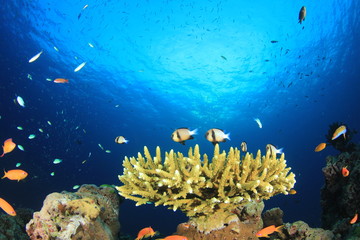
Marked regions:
[321,145,360,237]
[0,208,33,240]
[283,221,336,240]
[174,201,264,240]
[26,184,120,240]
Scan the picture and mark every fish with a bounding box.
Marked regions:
[1,138,16,157]
[50,172,55,176]
[17,145,24,151]
[47,121,52,125]
[0,198,16,216]
[256,225,284,238]
[88,43,94,48]
[53,46,59,52]
[221,55,227,60]
[27,74,32,80]
[332,125,347,140]
[115,136,129,144]
[135,227,158,240]
[171,128,198,145]
[240,141,247,152]
[16,163,21,167]
[298,6,306,24]
[53,158,62,164]
[74,62,87,72]
[39,128,43,133]
[73,185,80,190]
[266,144,284,156]
[289,189,297,195]
[54,78,69,83]
[98,143,104,150]
[254,118,262,128]
[205,129,230,145]
[16,96,25,107]
[342,166,349,177]
[350,213,358,224]
[82,4,88,10]
[314,143,326,152]
[17,126,23,130]
[271,40,278,43]
[105,150,111,153]
[157,235,188,240]
[2,169,28,181]
[28,50,43,63]
[28,134,36,139]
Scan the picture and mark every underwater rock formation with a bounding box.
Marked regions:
[321,144,360,238]
[175,201,264,240]
[0,208,33,239]
[283,221,336,240]
[117,144,296,234]
[26,184,121,240]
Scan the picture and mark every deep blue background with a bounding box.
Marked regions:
[1,0,360,237]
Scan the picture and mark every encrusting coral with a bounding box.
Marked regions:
[117,144,296,233]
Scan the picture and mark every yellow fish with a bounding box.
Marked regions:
[332,125,346,140]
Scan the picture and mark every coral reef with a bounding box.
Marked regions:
[175,201,264,240]
[117,144,296,233]
[26,184,121,240]
[321,144,360,237]
[283,221,336,240]
[0,208,33,239]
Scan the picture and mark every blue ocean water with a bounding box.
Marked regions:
[0,0,359,237]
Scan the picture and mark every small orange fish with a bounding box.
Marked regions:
[0,138,16,157]
[54,78,69,83]
[289,189,297,195]
[135,227,157,240]
[256,225,284,238]
[2,169,28,181]
[158,235,188,240]
[314,143,326,152]
[350,213,358,224]
[342,167,350,177]
[0,198,16,216]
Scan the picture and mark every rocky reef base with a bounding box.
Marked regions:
[26,184,121,240]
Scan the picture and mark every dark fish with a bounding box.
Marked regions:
[298,6,306,24]
[270,40,278,43]
[221,56,227,60]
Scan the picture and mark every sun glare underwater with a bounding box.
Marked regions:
[1,0,360,238]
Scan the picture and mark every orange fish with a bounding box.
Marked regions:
[135,227,157,240]
[0,138,16,157]
[2,169,28,181]
[158,236,188,240]
[350,213,358,224]
[314,143,326,152]
[289,189,297,195]
[54,78,69,83]
[342,167,349,177]
[256,225,284,238]
[0,198,16,216]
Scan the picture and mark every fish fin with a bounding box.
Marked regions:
[1,170,6,179]
[190,128,198,135]
[276,148,284,154]
[226,132,231,140]
[189,136,194,140]
[343,133,346,140]
[124,139,129,144]
[275,225,284,233]
[180,141,185,145]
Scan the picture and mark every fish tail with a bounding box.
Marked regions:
[275,225,284,233]
[190,128,198,135]
[276,148,284,154]
[1,170,6,179]
[0,153,4,157]
[226,132,231,141]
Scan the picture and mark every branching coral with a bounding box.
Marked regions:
[116,144,296,233]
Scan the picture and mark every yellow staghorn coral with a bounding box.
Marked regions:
[116,144,296,233]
